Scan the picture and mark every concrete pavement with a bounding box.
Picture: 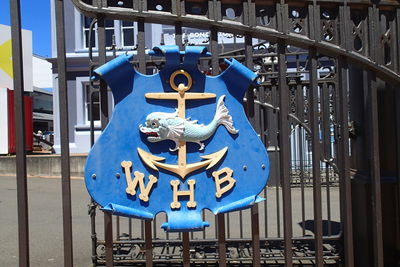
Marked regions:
[0,175,340,266]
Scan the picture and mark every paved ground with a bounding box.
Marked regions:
[0,176,96,267]
[0,175,340,266]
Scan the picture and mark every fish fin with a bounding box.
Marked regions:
[196,141,205,151]
[214,95,239,134]
[169,140,180,152]
[166,122,185,139]
[185,117,199,124]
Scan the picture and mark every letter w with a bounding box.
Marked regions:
[121,161,158,202]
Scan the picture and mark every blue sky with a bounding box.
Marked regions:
[0,0,51,57]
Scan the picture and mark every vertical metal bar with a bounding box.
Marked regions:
[217,214,226,266]
[251,205,260,266]
[337,57,354,267]
[104,212,113,267]
[137,19,153,266]
[337,2,355,263]
[322,82,332,236]
[153,216,157,239]
[309,47,324,267]
[210,28,219,76]
[202,212,206,239]
[110,43,118,260]
[264,189,268,238]
[182,232,190,267]
[396,8,400,73]
[368,4,379,64]
[272,80,281,238]
[260,83,268,239]
[88,18,97,148]
[116,217,120,240]
[245,33,260,267]
[88,21,98,265]
[390,10,397,72]
[175,22,183,48]
[395,80,400,263]
[135,18,144,241]
[366,72,384,267]
[299,125,306,237]
[128,218,132,239]
[97,16,113,267]
[276,1,288,244]
[227,211,231,239]
[145,220,152,266]
[277,39,293,266]
[367,4,383,266]
[210,26,227,266]
[325,162,331,236]
[296,79,306,237]
[98,18,109,127]
[137,20,146,80]
[54,0,74,266]
[89,202,97,267]
[238,211,243,238]
[10,0,29,266]
[166,214,170,240]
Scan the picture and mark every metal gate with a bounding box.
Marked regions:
[9,0,400,266]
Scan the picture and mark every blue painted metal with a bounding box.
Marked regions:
[85,45,269,232]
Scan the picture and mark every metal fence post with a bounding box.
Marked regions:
[337,56,354,267]
[97,15,114,267]
[54,0,74,266]
[277,38,293,267]
[309,47,324,267]
[10,0,29,266]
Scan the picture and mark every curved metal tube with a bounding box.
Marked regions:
[71,0,400,85]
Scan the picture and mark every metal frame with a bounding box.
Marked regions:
[71,0,400,86]
[9,0,400,266]
[9,1,29,266]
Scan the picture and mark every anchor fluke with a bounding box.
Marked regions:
[201,147,228,170]
[137,148,165,171]
[137,147,228,180]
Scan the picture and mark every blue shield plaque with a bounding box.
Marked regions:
[85,46,270,231]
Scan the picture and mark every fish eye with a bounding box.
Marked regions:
[150,120,159,128]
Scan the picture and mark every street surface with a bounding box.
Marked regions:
[0,175,340,266]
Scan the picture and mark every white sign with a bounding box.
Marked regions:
[0,24,33,92]
[163,31,244,45]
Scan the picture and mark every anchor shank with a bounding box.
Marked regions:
[177,94,186,119]
[143,77,217,177]
[177,94,186,167]
[178,141,187,169]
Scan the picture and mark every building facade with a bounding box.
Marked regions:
[49,1,249,153]
[0,24,53,154]
[49,0,165,153]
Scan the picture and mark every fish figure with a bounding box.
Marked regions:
[139,95,238,151]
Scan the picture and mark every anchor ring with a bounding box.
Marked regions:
[169,70,192,93]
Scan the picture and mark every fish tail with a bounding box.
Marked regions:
[214,95,239,134]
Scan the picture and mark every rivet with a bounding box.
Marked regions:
[243,165,247,171]
[115,173,121,178]
[261,164,266,169]
[92,174,96,179]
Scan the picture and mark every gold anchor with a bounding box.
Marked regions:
[138,70,228,179]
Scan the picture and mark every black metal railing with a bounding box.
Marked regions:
[10,1,400,267]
